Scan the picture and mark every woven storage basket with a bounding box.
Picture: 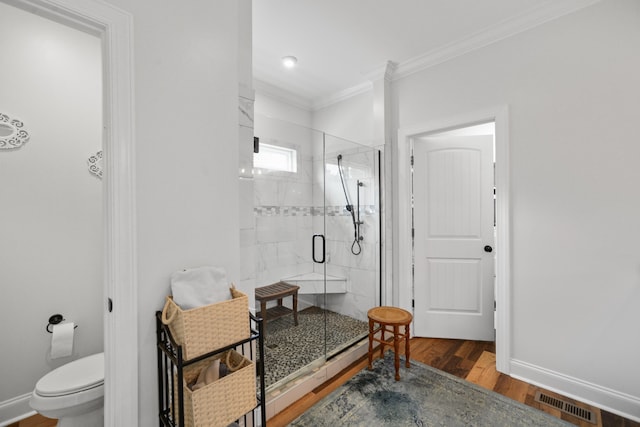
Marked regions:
[161,287,250,361]
[174,349,257,427]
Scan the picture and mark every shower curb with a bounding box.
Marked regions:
[264,339,369,421]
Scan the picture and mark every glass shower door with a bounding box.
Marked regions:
[322,134,380,360]
[253,113,379,390]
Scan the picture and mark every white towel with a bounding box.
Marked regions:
[171,266,231,310]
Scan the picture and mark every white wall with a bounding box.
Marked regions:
[255,91,312,129]
[394,0,640,418]
[313,91,374,147]
[0,1,103,409]
[98,1,244,425]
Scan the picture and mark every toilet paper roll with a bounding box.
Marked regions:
[51,322,75,359]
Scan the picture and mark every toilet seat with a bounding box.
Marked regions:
[35,353,104,397]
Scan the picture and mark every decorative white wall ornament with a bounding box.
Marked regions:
[0,113,30,150]
[88,150,103,178]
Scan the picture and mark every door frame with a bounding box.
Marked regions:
[397,106,510,373]
[8,0,138,424]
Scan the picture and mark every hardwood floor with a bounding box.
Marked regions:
[8,414,55,427]
[269,337,640,427]
[16,339,639,426]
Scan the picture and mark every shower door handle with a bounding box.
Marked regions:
[312,234,325,263]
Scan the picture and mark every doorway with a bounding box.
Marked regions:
[0,5,103,424]
[397,107,510,373]
[2,0,138,424]
[412,123,495,341]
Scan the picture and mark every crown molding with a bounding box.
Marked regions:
[363,60,397,83]
[253,79,313,111]
[254,0,602,112]
[311,60,396,111]
[393,0,603,81]
[315,0,601,109]
[311,81,372,111]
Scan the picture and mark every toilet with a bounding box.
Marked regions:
[29,353,104,427]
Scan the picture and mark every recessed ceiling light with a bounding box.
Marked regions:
[282,56,297,68]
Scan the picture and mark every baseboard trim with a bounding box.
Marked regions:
[510,358,640,422]
[0,393,35,427]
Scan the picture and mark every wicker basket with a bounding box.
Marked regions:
[161,287,250,360]
[174,349,257,427]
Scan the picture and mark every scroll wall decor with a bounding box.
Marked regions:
[87,150,103,179]
[0,113,30,150]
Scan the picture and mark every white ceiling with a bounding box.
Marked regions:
[253,0,598,109]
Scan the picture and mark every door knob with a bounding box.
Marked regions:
[484,245,493,253]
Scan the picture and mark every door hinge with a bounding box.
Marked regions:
[410,155,414,166]
[412,299,415,308]
[411,228,415,238]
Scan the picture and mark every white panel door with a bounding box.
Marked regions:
[413,135,494,341]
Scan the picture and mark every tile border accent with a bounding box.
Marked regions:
[255,205,378,217]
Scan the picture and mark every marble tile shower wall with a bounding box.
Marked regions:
[254,150,315,286]
[323,207,379,322]
[314,148,380,322]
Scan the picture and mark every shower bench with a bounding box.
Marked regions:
[255,281,300,326]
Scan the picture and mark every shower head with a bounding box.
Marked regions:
[337,154,342,161]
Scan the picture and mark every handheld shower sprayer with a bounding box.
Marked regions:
[337,154,362,255]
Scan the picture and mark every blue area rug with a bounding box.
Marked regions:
[291,352,572,427]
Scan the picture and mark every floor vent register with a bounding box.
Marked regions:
[534,390,597,424]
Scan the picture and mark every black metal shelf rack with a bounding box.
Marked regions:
[155,311,266,427]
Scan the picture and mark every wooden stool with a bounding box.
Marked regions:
[255,281,300,326]
[367,306,412,380]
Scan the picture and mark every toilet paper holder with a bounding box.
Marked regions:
[46,314,78,333]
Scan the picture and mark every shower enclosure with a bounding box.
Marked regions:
[252,115,381,390]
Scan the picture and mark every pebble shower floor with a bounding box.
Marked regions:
[261,307,368,388]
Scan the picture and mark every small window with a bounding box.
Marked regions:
[254,143,297,173]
